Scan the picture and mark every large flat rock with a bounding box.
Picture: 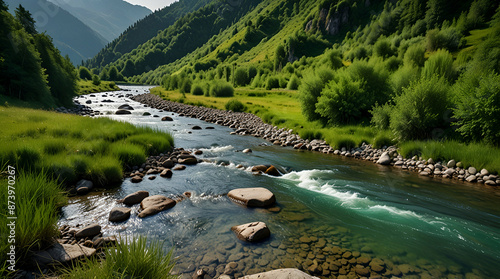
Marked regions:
[120,190,149,205]
[238,268,320,279]
[33,243,96,266]
[228,187,275,207]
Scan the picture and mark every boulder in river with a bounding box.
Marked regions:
[115,109,132,115]
[265,165,281,176]
[160,169,173,178]
[118,104,134,110]
[231,222,270,242]
[161,116,173,121]
[75,179,93,195]
[251,165,268,172]
[192,125,202,130]
[120,190,149,205]
[178,156,198,165]
[228,187,276,207]
[109,207,131,222]
[75,223,101,239]
[139,195,176,218]
[238,268,319,279]
[131,175,143,183]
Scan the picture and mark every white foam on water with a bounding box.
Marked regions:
[199,145,234,153]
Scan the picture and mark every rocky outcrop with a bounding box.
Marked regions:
[231,222,270,242]
[139,195,176,218]
[228,188,276,207]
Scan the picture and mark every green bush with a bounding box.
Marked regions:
[191,84,204,95]
[92,75,101,86]
[390,77,450,141]
[390,65,420,95]
[404,44,426,68]
[265,76,280,90]
[234,68,249,86]
[421,49,456,82]
[225,99,246,112]
[453,72,500,146]
[373,37,395,58]
[179,78,192,93]
[315,73,365,125]
[298,75,324,121]
[79,67,92,80]
[372,134,395,149]
[426,27,462,52]
[370,103,392,130]
[209,80,234,97]
[287,74,300,90]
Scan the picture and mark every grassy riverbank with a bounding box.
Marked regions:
[152,87,500,173]
[77,80,120,95]
[0,105,174,276]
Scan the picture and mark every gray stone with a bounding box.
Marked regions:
[466,175,477,183]
[139,195,176,218]
[75,224,101,238]
[238,268,319,279]
[120,190,149,205]
[231,222,270,242]
[178,157,198,165]
[109,207,131,222]
[228,187,276,207]
[376,152,391,165]
[33,243,95,266]
[468,167,477,175]
[75,179,93,195]
[427,158,435,164]
[481,169,489,176]
[485,180,497,186]
[161,159,175,168]
[242,149,252,153]
[447,160,456,168]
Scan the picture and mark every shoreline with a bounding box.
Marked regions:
[131,93,499,189]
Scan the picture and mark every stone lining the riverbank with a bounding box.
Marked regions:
[131,93,498,188]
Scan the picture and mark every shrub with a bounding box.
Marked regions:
[225,99,246,112]
[426,27,462,52]
[287,74,300,90]
[92,75,101,86]
[404,44,425,68]
[421,49,456,82]
[298,75,324,121]
[209,80,234,97]
[234,68,249,86]
[373,37,395,58]
[370,103,392,130]
[179,78,192,93]
[390,65,420,95]
[79,67,92,80]
[390,76,450,141]
[453,72,500,146]
[316,73,365,125]
[372,134,395,149]
[191,83,204,95]
[265,76,280,90]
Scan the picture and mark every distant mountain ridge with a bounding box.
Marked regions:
[46,0,151,42]
[86,0,212,69]
[6,0,107,64]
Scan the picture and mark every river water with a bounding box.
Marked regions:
[59,86,500,278]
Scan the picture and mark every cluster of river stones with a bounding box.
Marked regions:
[131,93,498,188]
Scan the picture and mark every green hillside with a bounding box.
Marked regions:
[89,0,500,151]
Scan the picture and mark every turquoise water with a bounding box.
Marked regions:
[60,86,500,278]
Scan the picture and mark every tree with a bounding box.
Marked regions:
[15,5,37,35]
[108,66,119,81]
[79,66,92,80]
[274,44,287,72]
[1,0,8,11]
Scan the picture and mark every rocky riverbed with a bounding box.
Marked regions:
[131,93,498,188]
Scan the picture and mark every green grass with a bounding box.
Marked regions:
[0,170,67,275]
[0,107,173,186]
[399,140,500,173]
[78,80,120,95]
[61,236,177,279]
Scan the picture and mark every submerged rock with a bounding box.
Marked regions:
[228,187,276,207]
[231,222,270,242]
[238,268,319,279]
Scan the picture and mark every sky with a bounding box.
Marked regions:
[123,0,178,11]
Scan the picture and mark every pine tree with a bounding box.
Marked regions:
[15,5,37,35]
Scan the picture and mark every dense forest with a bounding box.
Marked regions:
[84,0,500,148]
[0,1,78,107]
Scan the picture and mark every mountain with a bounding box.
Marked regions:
[46,0,151,42]
[6,0,107,64]
[85,0,212,69]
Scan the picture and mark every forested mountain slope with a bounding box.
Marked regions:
[85,0,212,69]
[5,0,107,64]
[47,0,151,42]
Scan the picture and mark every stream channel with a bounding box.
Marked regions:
[59,86,500,278]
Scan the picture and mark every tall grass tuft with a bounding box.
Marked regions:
[61,236,176,279]
[88,156,123,187]
[110,143,146,167]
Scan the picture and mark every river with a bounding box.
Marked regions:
[59,86,500,278]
